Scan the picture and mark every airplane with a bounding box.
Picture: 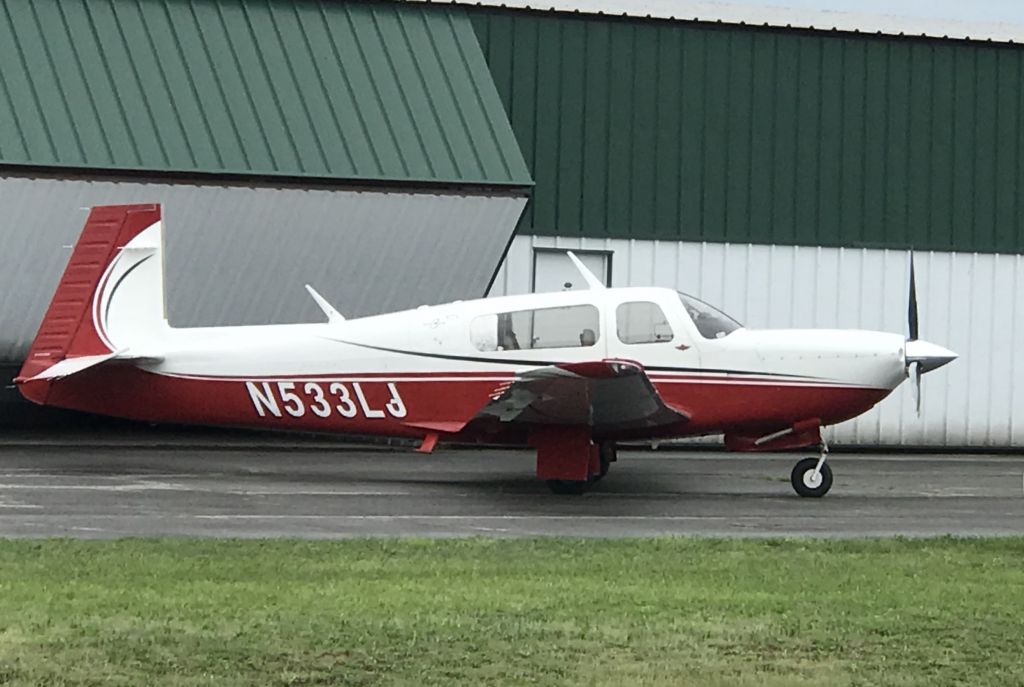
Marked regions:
[15,204,957,497]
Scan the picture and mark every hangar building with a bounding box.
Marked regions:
[0,0,1020,448]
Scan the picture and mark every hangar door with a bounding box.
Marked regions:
[0,0,532,423]
[0,0,532,355]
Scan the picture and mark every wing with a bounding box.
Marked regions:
[473,359,687,434]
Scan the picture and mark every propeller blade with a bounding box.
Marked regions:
[911,361,922,416]
[907,251,919,341]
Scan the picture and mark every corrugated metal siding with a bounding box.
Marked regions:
[473,9,1024,253]
[0,174,526,362]
[0,0,530,187]
[420,0,1024,45]
[492,235,1024,448]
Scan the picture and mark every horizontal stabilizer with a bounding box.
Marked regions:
[21,352,119,381]
[17,349,163,383]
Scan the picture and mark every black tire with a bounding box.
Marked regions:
[790,458,833,498]
[546,479,590,495]
[592,442,617,482]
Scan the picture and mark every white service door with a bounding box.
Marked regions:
[532,250,610,293]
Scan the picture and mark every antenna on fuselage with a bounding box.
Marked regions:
[565,251,606,290]
[305,284,345,324]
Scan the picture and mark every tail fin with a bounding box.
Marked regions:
[16,204,167,396]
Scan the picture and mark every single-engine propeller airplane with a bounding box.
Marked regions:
[16,204,957,496]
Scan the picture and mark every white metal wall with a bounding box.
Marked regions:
[491,235,1023,448]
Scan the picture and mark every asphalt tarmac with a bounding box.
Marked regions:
[0,437,1021,538]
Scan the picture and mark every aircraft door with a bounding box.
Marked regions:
[608,298,700,370]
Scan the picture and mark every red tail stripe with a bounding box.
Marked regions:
[17,204,161,387]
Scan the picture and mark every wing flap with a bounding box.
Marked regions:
[475,359,687,434]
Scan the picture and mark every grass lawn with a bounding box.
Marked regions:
[0,538,1021,686]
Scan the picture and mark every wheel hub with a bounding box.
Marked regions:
[802,470,823,489]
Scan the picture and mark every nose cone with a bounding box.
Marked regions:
[905,339,958,373]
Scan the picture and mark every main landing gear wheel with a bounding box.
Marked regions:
[547,442,617,494]
[791,457,833,498]
[592,441,617,482]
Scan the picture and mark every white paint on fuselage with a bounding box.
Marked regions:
[104,224,911,394]
[134,289,909,393]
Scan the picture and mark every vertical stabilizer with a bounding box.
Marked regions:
[16,204,164,398]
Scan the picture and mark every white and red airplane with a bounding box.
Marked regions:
[16,204,956,496]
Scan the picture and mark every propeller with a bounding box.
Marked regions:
[910,360,923,413]
[907,251,919,342]
[903,250,957,415]
[906,251,921,414]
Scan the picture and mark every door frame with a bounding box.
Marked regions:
[531,247,613,292]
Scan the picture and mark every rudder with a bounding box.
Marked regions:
[17,204,163,391]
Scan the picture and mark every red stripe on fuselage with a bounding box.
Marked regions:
[158,370,514,382]
[152,369,869,389]
[21,365,892,442]
[25,366,504,439]
[651,379,891,435]
[647,374,867,388]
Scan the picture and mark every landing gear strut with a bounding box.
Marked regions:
[790,441,833,498]
[545,441,616,494]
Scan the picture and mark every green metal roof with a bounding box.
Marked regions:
[474,8,1024,253]
[0,0,530,187]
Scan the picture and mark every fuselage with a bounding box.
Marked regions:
[28,285,909,444]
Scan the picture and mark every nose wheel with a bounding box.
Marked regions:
[790,443,833,497]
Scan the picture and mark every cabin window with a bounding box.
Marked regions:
[616,302,674,344]
[471,305,600,351]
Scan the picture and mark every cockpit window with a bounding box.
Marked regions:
[677,292,742,339]
[616,302,674,344]
[471,304,600,351]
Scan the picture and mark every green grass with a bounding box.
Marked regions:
[0,538,1022,686]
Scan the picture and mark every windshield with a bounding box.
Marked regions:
[678,292,742,339]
